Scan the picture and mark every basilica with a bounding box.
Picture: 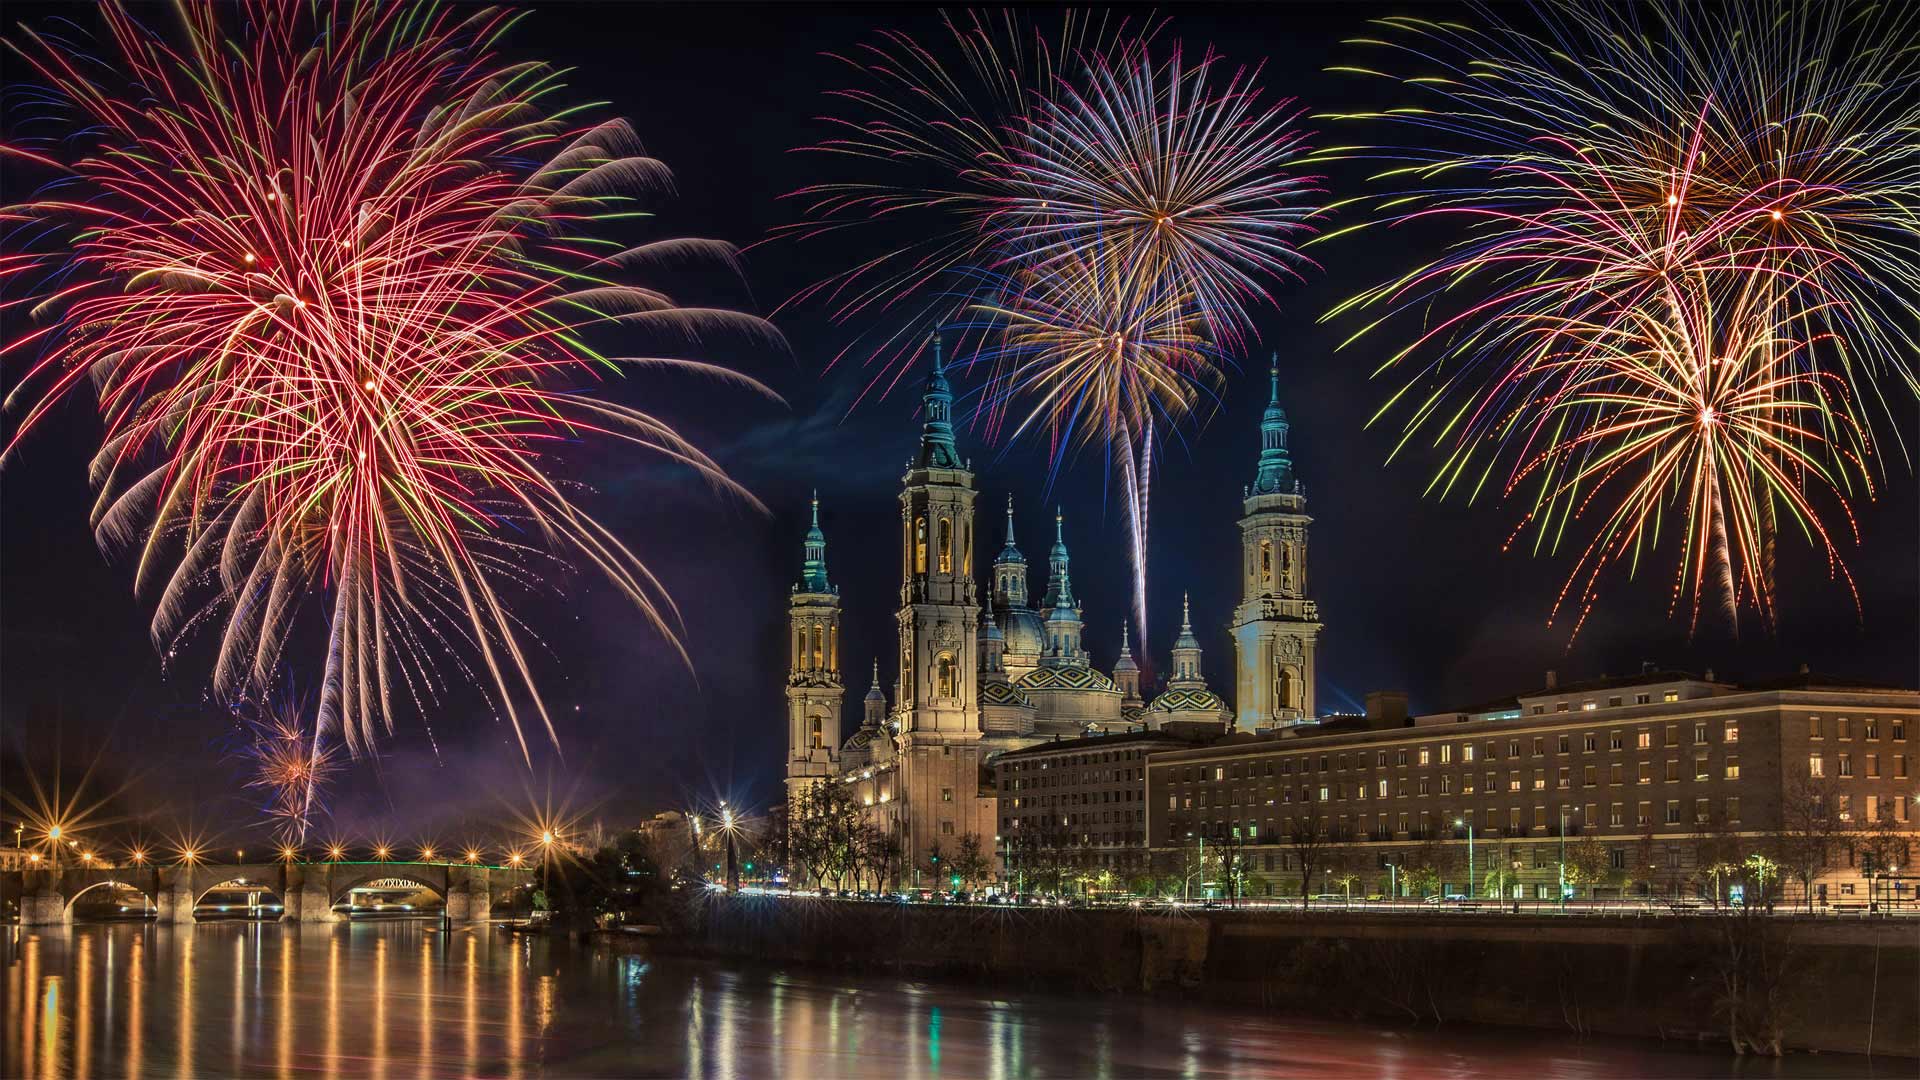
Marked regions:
[784,341,1323,872]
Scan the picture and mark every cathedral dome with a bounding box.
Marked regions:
[1149,687,1230,716]
[999,607,1047,658]
[1016,666,1119,694]
[980,680,1035,708]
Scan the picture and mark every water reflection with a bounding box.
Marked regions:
[0,921,1886,1078]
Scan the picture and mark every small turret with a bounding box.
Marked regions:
[1169,592,1205,689]
[799,490,830,593]
[1251,356,1298,497]
[1112,623,1143,706]
[979,596,1007,675]
[993,495,1028,610]
[914,331,962,470]
[1040,508,1085,666]
[863,660,887,727]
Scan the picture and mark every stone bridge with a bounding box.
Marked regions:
[3,861,534,926]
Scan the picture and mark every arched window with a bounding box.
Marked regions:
[938,517,953,573]
[915,516,928,574]
[811,624,824,670]
[1281,543,1294,592]
[1276,664,1297,712]
[793,627,803,668]
[1259,540,1274,592]
[962,522,972,572]
[809,714,823,749]
[935,652,955,698]
[828,624,838,671]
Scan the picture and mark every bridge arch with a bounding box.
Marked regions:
[192,876,286,908]
[322,864,451,907]
[65,879,157,913]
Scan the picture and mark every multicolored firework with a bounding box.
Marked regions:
[788,16,1322,645]
[3,3,777,761]
[965,237,1226,635]
[1320,0,1915,636]
[234,698,342,845]
[993,43,1321,354]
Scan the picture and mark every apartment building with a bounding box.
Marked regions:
[1143,671,1919,901]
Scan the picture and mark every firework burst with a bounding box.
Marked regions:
[1320,0,1915,635]
[234,698,341,845]
[789,17,1322,646]
[3,2,779,760]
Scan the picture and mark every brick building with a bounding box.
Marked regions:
[1144,671,1919,903]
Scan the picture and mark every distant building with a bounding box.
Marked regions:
[1145,670,1919,903]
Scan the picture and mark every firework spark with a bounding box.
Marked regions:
[3,3,779,761]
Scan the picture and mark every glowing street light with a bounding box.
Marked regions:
[327,844,346,862]
[374,845,392,862]
[464,849,482,865]
[420,845,438,863]
[129,848,148,866]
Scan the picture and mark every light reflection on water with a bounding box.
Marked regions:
[0,921,1883,1078]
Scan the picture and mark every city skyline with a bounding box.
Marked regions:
[2,0,1914,834]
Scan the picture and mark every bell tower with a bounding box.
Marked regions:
[894,332,991,874]
[786,491,844,801]
[1232,359,1322,729]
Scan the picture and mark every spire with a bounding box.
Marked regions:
[995,495,1025,564]
[1112,621,1142,705]
[865,659,885,702]
[914,329,962,469]
[1167,590,1207,688]
[800,489,830,592]
[1113,623,1139,672]
[1252,353,1297,496]
[1042,506,1075,610]
[1175,592,1200,650]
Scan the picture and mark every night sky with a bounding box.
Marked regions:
[3,4,1915,842]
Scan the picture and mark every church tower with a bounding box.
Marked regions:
[786,492,844,801]
[1039,509,1087,667]
[894,334,990,871]
[1231,360,1322,729]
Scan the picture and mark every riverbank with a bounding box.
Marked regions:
[654,896,1919,1060]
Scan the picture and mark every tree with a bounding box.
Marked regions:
[789,781,865,890]
[923,839,948,888]
[954,832,991,893]
[1565,835,1612,899]
[1481,843,1521,900]
[1403,835,1455,899]
[1768,772,1844,911]
[1287,798,1331,905]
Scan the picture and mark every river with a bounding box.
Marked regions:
[1,921,1887,1078]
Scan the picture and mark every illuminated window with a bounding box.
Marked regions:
[938,517,953,573]
[935,652,955,698]
[1259,540,1274,591]
[914,516,927,573]
[1724,722,1739,744]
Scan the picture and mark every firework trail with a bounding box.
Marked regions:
[2,2,780,765]
[1320,0,1914,636]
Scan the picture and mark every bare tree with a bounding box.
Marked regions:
[1768,772,1844,912]
[1288,798,1331,905]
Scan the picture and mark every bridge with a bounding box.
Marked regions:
[2,860,535,926]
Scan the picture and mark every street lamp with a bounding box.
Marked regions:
[1557,805,1571,906]
[1455,818,1474,900]
[539,829,556,909]
[720,802,739,893]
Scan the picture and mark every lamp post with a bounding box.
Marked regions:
[1558,806,1570,907]
[721,803,739,893]
[540,829,555,909]
[1386,862,1397,903]
[1456,818,1474,900]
